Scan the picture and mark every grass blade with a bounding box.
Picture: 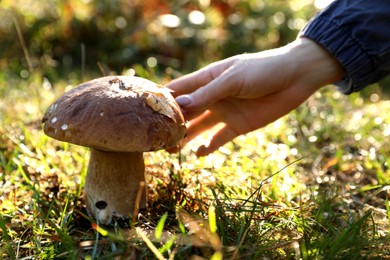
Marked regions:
[155,212,168,240]
[208,205,217,234]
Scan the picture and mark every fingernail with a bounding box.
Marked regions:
[196,145,209,157]
[175,95,192,107]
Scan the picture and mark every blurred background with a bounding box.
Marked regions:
[0,0,330,85]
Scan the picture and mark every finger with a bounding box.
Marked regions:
[167,110,217,151]
[175,67,238,111]
[195,124,239,157]
[185,110,219,142]
[165,144,180,153]
[166,59,233,97]
[180,108,205,122]
[165,68,216,97]
[163,109,218,153]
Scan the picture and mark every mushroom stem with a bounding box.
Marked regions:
[84,148,147,224]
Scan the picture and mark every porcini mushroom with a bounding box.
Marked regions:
[42,76,186,224]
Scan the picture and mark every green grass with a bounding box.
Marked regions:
[1,69,389,259]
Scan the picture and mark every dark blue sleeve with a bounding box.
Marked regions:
[300,0,390,94]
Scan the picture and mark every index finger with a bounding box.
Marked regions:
[165,59,232,97]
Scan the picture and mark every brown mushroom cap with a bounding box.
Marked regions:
[42,76,186,152]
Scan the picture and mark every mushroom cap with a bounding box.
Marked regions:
[42,76,186,152]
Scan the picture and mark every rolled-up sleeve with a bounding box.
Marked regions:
[300,0,390,94]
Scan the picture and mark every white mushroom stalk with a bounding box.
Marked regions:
[85,149,146,224]
[42,76,186,224]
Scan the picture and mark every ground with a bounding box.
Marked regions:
[1,73,389,258]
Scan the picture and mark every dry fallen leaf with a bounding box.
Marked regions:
[145,93,176,122]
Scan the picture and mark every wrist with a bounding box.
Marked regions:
[287,37,344,92]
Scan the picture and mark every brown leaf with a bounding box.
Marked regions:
[145,93,176,122]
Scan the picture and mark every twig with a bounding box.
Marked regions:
[132,181,146,225]
[136,227,165,260]
[81,43,85,80]
[13,16,33,72]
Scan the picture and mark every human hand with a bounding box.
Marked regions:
[166,38,344,156]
